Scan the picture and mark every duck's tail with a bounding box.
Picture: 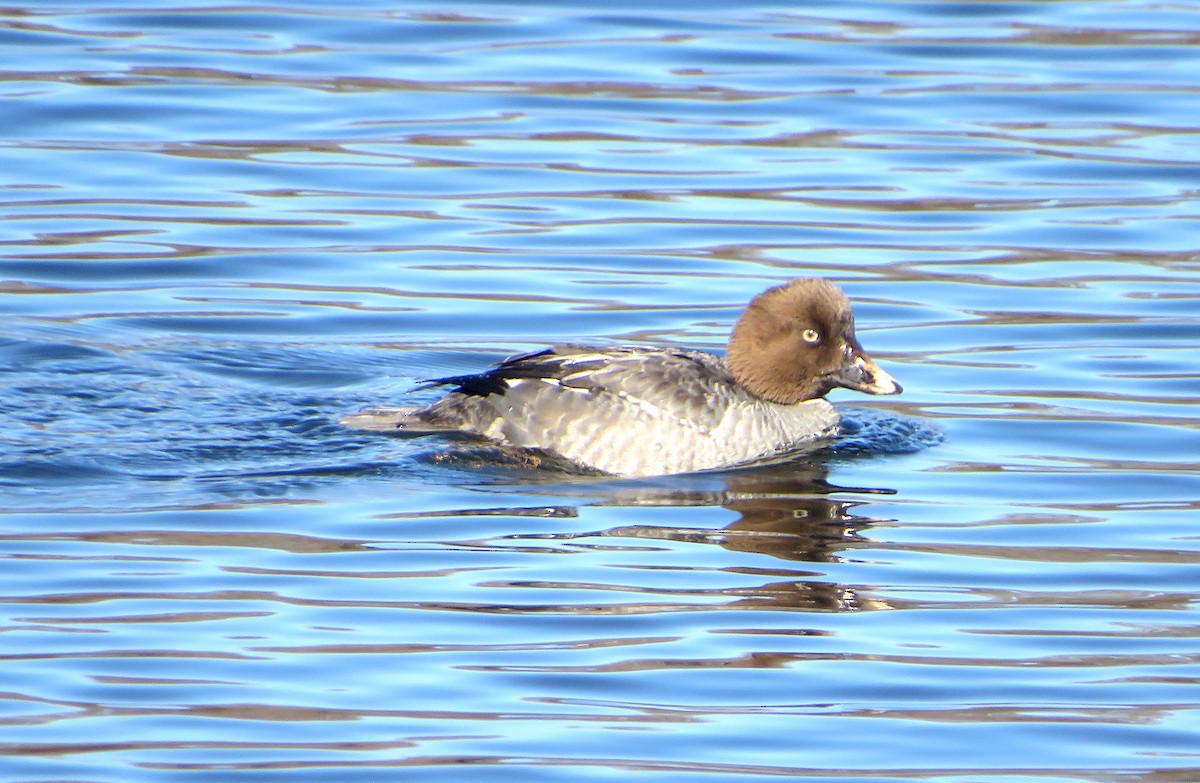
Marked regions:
[338,406,448,433]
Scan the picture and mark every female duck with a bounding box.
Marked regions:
[340,278,901,477]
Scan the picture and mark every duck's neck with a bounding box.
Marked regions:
[726,333,811,405]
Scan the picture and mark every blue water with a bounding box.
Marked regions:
[3,2,1200,781]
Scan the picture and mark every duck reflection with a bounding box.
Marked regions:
[426,446,892,562]
[583,460,895,612]
[402,450,897,613]
[583,458,890,562]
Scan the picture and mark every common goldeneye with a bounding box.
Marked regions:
[340,278,901,476]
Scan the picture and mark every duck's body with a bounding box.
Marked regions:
[340,344,841,476]
[341,278,901,477]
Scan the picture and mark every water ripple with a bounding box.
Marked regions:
[4,1,1200,781]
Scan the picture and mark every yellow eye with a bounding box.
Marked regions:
[801,328,820,344]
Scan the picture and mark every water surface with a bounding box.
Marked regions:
[3,2,1200,781]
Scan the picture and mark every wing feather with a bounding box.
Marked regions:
[425,344,742,434]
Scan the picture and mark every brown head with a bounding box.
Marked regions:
[726,278,902,404]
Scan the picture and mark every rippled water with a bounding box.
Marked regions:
[3,2,1200,781]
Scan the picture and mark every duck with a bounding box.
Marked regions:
[339,278,901,477]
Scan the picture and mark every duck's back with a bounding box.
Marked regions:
[344,345,838,476]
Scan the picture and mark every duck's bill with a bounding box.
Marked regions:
[831,354,902,396]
